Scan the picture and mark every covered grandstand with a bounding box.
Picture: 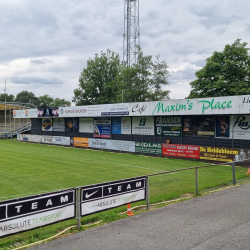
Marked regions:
[0,102,35,138]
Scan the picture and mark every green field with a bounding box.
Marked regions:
[0,139,249,248]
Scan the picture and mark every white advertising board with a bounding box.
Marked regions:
[79,118,94,133]
[129,95,250,116]
[109,140,135,152]
[88,139,110,149]
[132,117,154,135]
[0,190,75,238]
[13,109,38,118]
[231,115,250,140]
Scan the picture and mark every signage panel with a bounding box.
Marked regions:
[94,118,111,138]
[155,116,181,137]
[132,117,154,135]
[112,117,131,135]
[80,177,146,216]
[42,118,53,131]
[162,144,200,159]
[231,115,250,140]
[216,116,230,138]
[53,118,65,132]
[199,146,249,162]
[13,109,37,118]
[79,118,93,133]
[109,140,135,152]
[65,118,78,132]
[0,190,75,238]
[135,142,162,155]
[73,138,89,147]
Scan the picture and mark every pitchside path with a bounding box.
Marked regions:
[31,182,250,250]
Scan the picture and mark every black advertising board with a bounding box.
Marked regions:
[0,189,75,238]
[80,177,146,216]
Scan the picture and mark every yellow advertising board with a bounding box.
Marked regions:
[73,137,89,147]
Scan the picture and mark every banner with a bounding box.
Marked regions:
[88,139,110,149]
[216,116,230,138]
[73,138,89,147]
[53,118,65,132]
[155,116,181,137]
[80,177,146,216]
[132,117,154,135]
[112,117,131,134]
[183,117,214,137]
[79,118,93,133]
[199,146,250,162]
[42,118,53,131]
[135,142,162,155]
[94,118,111,138]
[0,190,75,238]
[162,144,200,159]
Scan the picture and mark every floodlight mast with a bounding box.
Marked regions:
[123,0,140,67]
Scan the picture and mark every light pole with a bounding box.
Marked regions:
[4,80,6,136]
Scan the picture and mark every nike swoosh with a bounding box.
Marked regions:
[85,190,99,199]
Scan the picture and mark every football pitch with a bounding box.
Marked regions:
[0,140,247,203]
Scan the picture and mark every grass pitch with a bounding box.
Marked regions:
[0,139,248,248]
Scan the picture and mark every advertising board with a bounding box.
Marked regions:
[42,118,53,131]
[162,144,200,159]
[79,118,93,133]
[94,118,111,138]
[112,117,131,134]
[155,116,181,137]
[53,118,65,132]
[0,190,75,238]
[231,115,250,140]
[65,118,78,132]
[80,177,146,216]
[132,117,154,135]
[199,146,250,162]
[135,142,162,155]
[13,109,38,118]
[73,138,89,147]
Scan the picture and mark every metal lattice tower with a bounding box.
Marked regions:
[123,0,140,66]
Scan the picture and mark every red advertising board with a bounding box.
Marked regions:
[162,144,200,159]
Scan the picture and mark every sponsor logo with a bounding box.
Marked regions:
[243,97,250,103]
[85,190,99,199]
[139,118,147,126]
[132,104,147,114]
[60,108,64,115]
[233,116,250,130]
[43,119,52,130]
[25,110,29,117]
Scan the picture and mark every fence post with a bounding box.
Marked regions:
[76,188,81,230]
[146,176,150,210]
[195,167,198,196]
[232,162,236,185]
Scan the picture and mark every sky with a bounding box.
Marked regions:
[0,0,249,104]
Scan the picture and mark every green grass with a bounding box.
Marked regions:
[0,139,249,249]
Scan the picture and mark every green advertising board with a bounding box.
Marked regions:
[155,116,182,137]
[135,142,162,155]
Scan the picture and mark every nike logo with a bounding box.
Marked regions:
[85,190,99,199]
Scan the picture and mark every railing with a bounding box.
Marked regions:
[145,159,250,210]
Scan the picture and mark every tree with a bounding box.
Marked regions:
[52,98,71,107]
[117,47,170,103]
[15,91,38,106]
[188,39,250,98]
[73,49,121,105]
[0,94,15,102]
[37,95,54,108]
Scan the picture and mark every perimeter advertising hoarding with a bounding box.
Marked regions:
[88,139,135,152]
[162,144,200,159]
[0,190,75,238]
[199,146,250,162]
[79,118,94,133]
[80,177,146,216]
[13,109,38,118]
[112,117,131,135]
[132,117,154,135]
[17,134,70,146]
[155,117,181,137]
[94,118,111,138]
[135,142,162,155]
[73,138,89,147]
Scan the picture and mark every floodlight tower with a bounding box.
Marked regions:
[123,0,140,66]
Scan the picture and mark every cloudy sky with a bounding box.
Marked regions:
[0,0,249,104]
